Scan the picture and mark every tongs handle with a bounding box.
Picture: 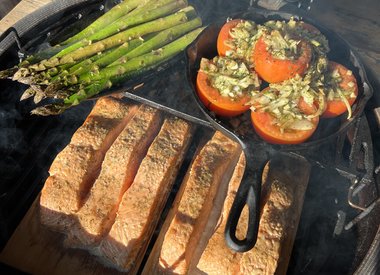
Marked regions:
[225,149,262,252]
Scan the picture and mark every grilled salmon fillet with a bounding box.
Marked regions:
[145,131,241,274]
[40,96,139,232]
[100,117,193,273]
[194,153,247,275]
[195,155,310,275]
[68,105,162,248]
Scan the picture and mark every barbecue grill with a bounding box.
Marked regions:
[0,0,379,274]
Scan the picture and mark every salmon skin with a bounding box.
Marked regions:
[100,117,193,273]
[39,96,139,232]
[67,105,162,248]
[152,131,241,274]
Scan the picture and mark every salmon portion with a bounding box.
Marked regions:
[195,153,247,275]
[40,97,139,232]
[238,179,293,275]
[69,105,162,248]
[100,117,193,273]
[195,155,310,275]
[155,131,241,274]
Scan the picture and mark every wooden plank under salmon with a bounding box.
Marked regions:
[143,131,241,274]
[39,96,139,232]
[67,105,162,248]
[99,117,193,273]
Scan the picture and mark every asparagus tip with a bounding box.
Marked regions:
[31,103,67,116]
[0,66,18,79]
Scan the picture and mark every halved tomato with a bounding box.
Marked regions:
[252,36,312,83]
[322,61,358,118]
[196,71,252,117]
[251,111,319,144]
[217,19,245,56]
[250,87,319,144]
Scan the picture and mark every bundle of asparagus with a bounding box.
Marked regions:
[0,0,203,115]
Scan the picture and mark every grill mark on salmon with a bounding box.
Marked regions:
[67,105,162,248]
[40,97,139,232]
[148,131,241,274]
[99,117,193,273]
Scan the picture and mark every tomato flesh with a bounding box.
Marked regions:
[322,61,358,118]
[252,36,312,83]
[251,111,319,144]
[217,19,245,56]
[196,71,251,117]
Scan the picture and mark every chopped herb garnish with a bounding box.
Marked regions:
[200,56,260,99]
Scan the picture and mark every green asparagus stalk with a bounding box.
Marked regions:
[66,79,113,105]
[18,44,68,68]
[26,6,196,74]
[0,67,18,79]
[15,0,152,71]
[50,47,119,79]
[21,0,175,69]
[65,17,201,79]
[128,0,171,16]
[31,27,204,115]
[74,26,204,85]
[65,36,150,77]
[56,0,187,58]
[61,0,151,46]
[30,80,110,115]
[28,38,146,93]
[111,17,202,66]
[27,47,114,85]
[48,38,144,79]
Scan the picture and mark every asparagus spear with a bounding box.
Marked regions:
[56,0,187,58]
[112,17,201,65]
[52,47,119,77]
[31,79,115,115]
[0,0,185,79]
[13,0,152,71]
[16,0,170,69]
[17,44,68,69]
[77,26,203,84]
[31,27,204,115]
[27,47,115,86]
[42,38,146,81]
[20,0,175,69]
[24,6,195,75]
[26,37,148,94]
[0,67,18,79]
[65,17,201,78]
[65,36,153,77]
[61,0,151,46]
[20,46,118,93]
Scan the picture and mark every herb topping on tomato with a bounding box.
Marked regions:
[322,61,358,118]
[217,19,261,60]
[196,56,260,116]
[250,86,320,144]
